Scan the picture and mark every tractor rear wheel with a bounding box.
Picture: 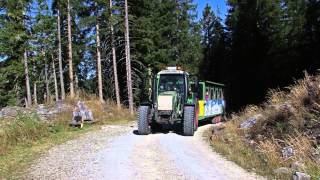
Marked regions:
[183,106,195,136]
[137,106,151,135]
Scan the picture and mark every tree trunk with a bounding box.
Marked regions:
[57,9,65,100]
[96,17,104,103]
[75,71,79,97]
[44,58,50,103]
[124,0,134,114]
[110,0,121,108]
[33,62,38,105]
[24,50,32,107]
[67,0,75,98]
[52,56,59,101]
[33,82,37,105]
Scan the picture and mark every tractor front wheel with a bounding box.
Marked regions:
[183,106,195,136]
[137,106,151,135]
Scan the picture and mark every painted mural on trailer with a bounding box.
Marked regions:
[204,99,225,116]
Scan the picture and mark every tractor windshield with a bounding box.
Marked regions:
[158,74,185,95]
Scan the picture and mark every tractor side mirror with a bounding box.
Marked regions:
[190,84,197,92]
[190,76,199,93]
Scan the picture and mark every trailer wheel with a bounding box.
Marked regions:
[183,106,195,136]
[137,106,151,135]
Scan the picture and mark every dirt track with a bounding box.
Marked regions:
[27,123,263,180]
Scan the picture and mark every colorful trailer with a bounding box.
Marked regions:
[197,81,225,122]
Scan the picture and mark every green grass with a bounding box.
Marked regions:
[0,100,135,179]
[0,125,95,179]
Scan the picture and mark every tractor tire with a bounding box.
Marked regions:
[183,106,195,136]
[137,106,151,135]
[194,107,199,131]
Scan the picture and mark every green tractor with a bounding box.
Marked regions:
[137,67,199,136]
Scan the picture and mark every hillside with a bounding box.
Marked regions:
[209,74,320,179]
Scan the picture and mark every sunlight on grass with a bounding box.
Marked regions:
[0,97,135,179]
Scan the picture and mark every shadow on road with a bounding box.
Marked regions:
[133,119,214,136]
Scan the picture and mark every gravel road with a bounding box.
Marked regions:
[26,123,263,180]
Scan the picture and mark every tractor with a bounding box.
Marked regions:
[137,67,199,136]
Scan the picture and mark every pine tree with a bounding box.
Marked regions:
[110,0,121,108]
[24,50,32,107]
[200,4,227,82]
[124,0,134,114]
[95,2,104,103]
[0,0,32,107]
[52,56,59,101]
[67,0,75,98]
[57,7,66,100]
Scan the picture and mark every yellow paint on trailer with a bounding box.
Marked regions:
[198,100,205,116]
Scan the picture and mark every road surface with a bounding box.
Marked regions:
[27,123,263,180]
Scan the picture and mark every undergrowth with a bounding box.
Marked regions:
[0,97,135,179]
[210,74,320,179]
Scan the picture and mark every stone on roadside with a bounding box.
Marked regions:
[240,114,263,129]
[291,161,306,171]
[273,167,292,175]
[282,146,294,158]
[0,110,3,118]
[293,172,311,180]
[56,100,72,112]
[212,123,225,135]
[1,106,28,117]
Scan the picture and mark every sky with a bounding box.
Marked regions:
[195,0,228,20]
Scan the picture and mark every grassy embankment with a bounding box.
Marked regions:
[0,96,135,179]
[208,74,320,179]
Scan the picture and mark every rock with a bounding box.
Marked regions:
[212,123,225,135]
[273,167,292,175]
[291,161,306,171]
[256,134,264,141]
[36,104,58,121]
[282,146,294,158]
[37,104,49,115]
[271,103,295,114]
[56,100,72,112]
[1,106,30,117]
[240,114,262,129]
[0,110,3,118]
[293,172,311,180]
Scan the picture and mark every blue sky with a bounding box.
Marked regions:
[195,0,228,20]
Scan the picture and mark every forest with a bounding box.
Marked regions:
[0,0,319,112]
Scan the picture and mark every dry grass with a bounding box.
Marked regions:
[0,96,135,179]
[210,74,320,179]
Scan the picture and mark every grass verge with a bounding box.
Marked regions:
[209,74,320,179]
[0,100,135,179]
